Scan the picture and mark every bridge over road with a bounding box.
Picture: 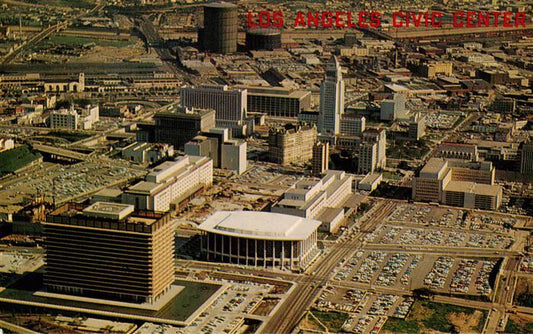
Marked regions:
[32,143,90,162]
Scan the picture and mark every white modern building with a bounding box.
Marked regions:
[412,158,502,210]
[272,170,353,233]
[122,155,213,212]
[198,211,321,271]
[318,56,345,136]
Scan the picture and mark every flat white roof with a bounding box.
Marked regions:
[198,211,321,241]
[83,202,134,220]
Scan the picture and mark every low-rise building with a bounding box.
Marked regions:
[437,143,478,162]
[122,142,174,164]
[272,170,353,232]
[199,211,321,271]
[122,155,213,212]
[412,158,501,210]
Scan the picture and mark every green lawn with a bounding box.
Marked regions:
[0,145,41,176]
[505,318,533,334]
[47,35,134,48]
[383,171,403,180]
[387,140,431,160]
[382,301,486,333]
[310,309,349,332]
[382,318,420,333]
[26,0,95,8]
[47,131,92,143]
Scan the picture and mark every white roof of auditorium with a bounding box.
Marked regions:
[198,211,321,241]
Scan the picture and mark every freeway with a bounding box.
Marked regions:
[32,143,90,162]
[0,319,39,334]
[0,1,106,64]
[262,201,396,333]
[137,17,205,86]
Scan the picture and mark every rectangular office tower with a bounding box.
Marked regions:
[43,202,175,304]
[181,85,247,122]
[154,107,215,149]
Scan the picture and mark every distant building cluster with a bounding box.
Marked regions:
[49,105,99,130]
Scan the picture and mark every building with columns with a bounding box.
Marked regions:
[198,211,321,271]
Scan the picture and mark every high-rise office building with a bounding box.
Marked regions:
[318,56,345,136]
[222,139,247,175]
[200,2,238,54]
[408,112,426,140]
[43,202,175,304]
[240,86,311,118]
[181,85,247,135]
[340,115,366,137]
[358,129,386,174]
[312,141,329,176]
[520,142,533,175]
[154,107,215,149]
[380,93,406,121]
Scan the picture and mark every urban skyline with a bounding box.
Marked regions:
[0,0,531,333]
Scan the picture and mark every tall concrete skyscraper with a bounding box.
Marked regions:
[520,142,533,176]
[312,141,329,176]
[318,56,345,136]
[358,129,387,174]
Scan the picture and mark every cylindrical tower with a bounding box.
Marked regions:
[202,2,238,54]
[245,28,282,51]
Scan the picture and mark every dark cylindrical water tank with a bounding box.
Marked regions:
[245,28,282,51]
[202,2,238,54]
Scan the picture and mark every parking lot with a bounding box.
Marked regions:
[424,257,497,295]
[367,225,514,249]
[234,161,303,189]
[388,205,466,228]
[425,112,461,129]
[0,159,145,205]
[315,285,415,334]
[332,250,499,297]
[185,279,276,334]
